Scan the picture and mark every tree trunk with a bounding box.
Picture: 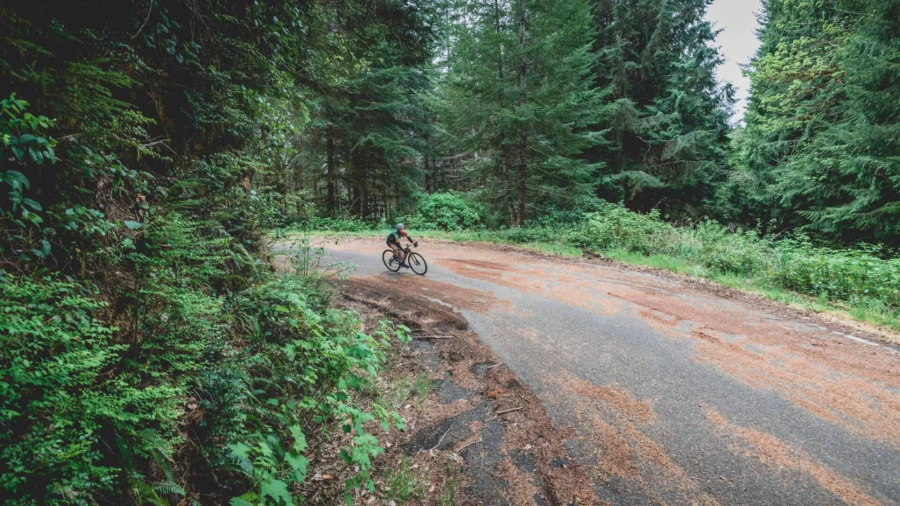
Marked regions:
[349,149,367,218]
[424,151,433,193]
[517,130,527,226]
[497,0,517,227]
[516,0,528,226]
[325,130,336,217]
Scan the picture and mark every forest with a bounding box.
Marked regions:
[1,0,899,504]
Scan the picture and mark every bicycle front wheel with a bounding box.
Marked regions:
[408,252,428,276]
[383,250,401,272]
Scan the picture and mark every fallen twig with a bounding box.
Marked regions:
[428,427,453,451]
[496,407,524,415]
[454,438,483,453]
[413,335,452,340]
[487,362,503,370]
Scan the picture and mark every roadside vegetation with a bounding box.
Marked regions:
[0,1,429,504]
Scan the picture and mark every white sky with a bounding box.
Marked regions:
[705,0,764,122]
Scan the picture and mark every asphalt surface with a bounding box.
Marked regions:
[309,237,900,505]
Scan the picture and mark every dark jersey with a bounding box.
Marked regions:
[387,229,410,244]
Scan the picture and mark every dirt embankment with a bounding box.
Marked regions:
[341,275,603,505]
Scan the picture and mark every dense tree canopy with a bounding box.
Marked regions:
[735,0,900,244]
[591,0,734,216]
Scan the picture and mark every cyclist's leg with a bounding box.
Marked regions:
[394,244,410,266]
[388,243,402,262]
[401,247,411,266]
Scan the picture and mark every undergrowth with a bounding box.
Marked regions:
[1,222,411,505]
[0,1,428,503]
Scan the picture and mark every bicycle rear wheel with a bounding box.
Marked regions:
[408,252,427,276]
[383,250,401,272]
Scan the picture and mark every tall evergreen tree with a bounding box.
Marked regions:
[590,0,734,217]
[738,0,900,244]
[278,0,437,220]
[735,0,851,233]
[439,0,606,225]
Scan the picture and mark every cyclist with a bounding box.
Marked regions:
[387,223,417,268]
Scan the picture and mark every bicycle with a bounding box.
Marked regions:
[383,244,428,275]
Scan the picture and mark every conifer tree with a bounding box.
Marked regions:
[590,0,734,217]
[738,0,900,243]
[439,0,606,225]
[285,0,437,219]
[735,0,850,232]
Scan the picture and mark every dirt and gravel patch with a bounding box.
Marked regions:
[704,407,880,506]
[339,274,602,505]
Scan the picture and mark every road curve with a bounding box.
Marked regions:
[314,237,900,505]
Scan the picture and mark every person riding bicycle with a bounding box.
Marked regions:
[387,223,417,268]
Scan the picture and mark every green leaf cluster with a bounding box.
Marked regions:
[735,0,900,245]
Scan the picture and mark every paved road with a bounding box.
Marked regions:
[314,237,900,505]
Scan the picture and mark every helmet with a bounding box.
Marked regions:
[396,223,405,230]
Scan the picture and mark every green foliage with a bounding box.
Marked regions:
[225,273,410,504]
[406,192,486,231]
[0,276,121,502]
[0,94,57,255]
[287,217,382,233]
[227,428,309,506]
[0,1,428,503]
[736,0,900,244]
[0,225,412,505]
[570,205,674,254]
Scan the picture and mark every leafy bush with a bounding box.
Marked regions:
[225,273,408,505]
[569,204,673,254]
[0,275,182,503]
[772,242,900,310]
[405,192,485,231]
[0,277,108,499]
